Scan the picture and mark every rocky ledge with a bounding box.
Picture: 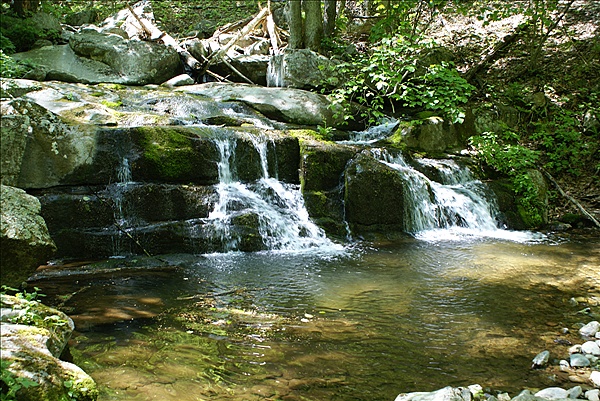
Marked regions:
[0,294,98,401]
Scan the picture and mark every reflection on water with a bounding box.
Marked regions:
[33,236,600,401]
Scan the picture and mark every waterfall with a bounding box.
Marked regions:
[205,135,341,253]
[111,156,135,256]
[266,56,285,88]
[373,150,534,241]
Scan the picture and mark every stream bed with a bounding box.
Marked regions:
[32,233,600,401]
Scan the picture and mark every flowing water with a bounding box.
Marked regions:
[29,121,599,400]
[34,235,600,401]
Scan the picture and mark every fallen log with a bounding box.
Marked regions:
[126,4,202,72]
[541,168,600,228]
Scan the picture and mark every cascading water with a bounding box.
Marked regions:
[373,149,538,241]
[111,156,135,255]
[205,135,341,253]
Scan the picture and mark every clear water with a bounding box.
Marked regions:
[34,235,600,401]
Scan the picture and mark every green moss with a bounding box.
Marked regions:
[100,100,122,109]
[136,126,197,180]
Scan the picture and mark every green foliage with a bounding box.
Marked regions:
[469,131,543,220]
[328,34,475,125]
[0,286,67,329]
[0,15,40,53]
[530,109,592,175]
[0,360,39,401]
[0,51,34,78]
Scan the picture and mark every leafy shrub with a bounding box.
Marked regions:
[328,34,475,125]
[469,130,544,221]
[0,50,34,78]
[0,15,40,53]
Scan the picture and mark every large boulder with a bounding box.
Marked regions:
[298,135,357,236]
[0,98,100,189]
[11,31,181,85]
[178,82,363,129]
[0,294,98,401]
[11,44,120,84]
[0,185,56,286]
[267,49,341,89]
[344,152,407,232]
[69,29,181,85]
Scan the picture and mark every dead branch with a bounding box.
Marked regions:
[541,169,600,228]
[221,57,255,84]
[127,4,202,72]
[465,22,529,83]
[210,7,270,64]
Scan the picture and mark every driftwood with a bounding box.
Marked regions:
[541,169,600,228]
[126,4,202,72]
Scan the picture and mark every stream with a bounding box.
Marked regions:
[32,234,600,401]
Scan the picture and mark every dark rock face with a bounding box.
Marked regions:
[344,153,406,232]
[0,185,56,286]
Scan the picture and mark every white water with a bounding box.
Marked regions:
[373,150,543,242]
[111,156,135,256]
[205,136,342,253]
[343,119,399,144]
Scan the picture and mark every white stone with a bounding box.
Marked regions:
[580,321,600,337]
[567,386,583,399]
[569,344,583,354]
[559,359,571,371]
[591,371,600,388]
[535,387,568,400]
[395,386,472,401]
[585,389,599,401]
[582,341,600,356]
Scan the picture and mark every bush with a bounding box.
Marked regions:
[0,50,34,78]
[327,34,475,126]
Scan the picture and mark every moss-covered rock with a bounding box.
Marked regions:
[131,126,220,184]
[486,171,549,230]
[1,185,56,286]
[0,294,98,401]
[344,153,406,232]
[297,135,357,192]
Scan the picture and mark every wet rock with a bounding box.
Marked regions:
[0,185,56,286]
[344,152,407,232]
[582,340,600,356]
[570,353,591,367]
[559,359,571,371]
[532,350,551,368]
[394,386,474,401]
[534,387,568,400]
[580,321,600,337]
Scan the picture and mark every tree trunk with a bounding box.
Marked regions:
[303,0,323,52]
[287,0,303,49]
[12,0,39,16]
[324,0,337,36]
